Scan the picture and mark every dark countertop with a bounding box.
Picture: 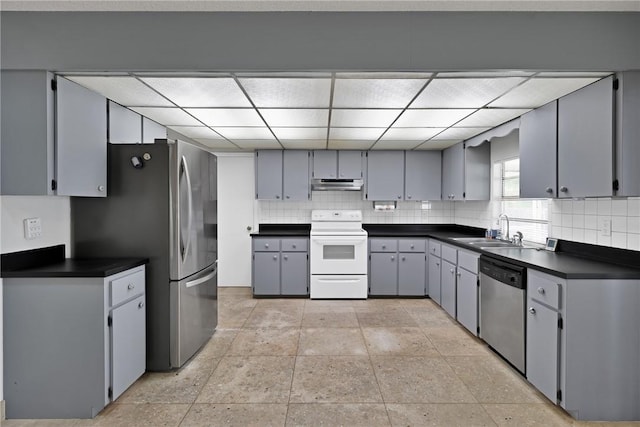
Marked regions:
[1,244,148,278]
[249,223,640,280]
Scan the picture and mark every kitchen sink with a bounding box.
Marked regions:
[451,237,535,249]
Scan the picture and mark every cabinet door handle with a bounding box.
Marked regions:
[560,186,568,193]
[397,195,402,199]
[382,245,386,249]
[456,272,461,277]
[529,307,536,314]
[545,187,553,194]
[436,262,440,267]
[273,255,278,260]
[284,255,288,260]
[138,301,145,309]
[292,244,297,249]
[401,256,406,261]
[537,287,546,295]
[275,195,280,199]
[286,195,290,199]
[407,195,412,199]
[450,268,454,274]
[391,256,395,261]
[127,283,135,290]
[265,243,269,248]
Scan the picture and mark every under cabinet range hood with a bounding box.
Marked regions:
[311,178,364,191]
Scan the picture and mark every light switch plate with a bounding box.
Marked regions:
[599,218,612,237]
[24,217,42,239]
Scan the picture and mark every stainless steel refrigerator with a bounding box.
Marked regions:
[72,139,217,371]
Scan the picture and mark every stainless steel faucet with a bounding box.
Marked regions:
[498,213,510,241]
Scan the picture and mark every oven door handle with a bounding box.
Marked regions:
[312,238,365,245]
[315,278,362,283]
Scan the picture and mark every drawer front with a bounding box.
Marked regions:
[457,249,479,274]
[281,238,308,252]
[253,238,280,252]
[527,269,562,309]
[441,244,458,264]
[111,268,145,307]
[398,239,426,253]
[369,238,398,252]
[428,241,441,257]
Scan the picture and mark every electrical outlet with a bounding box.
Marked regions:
[24,217,42,240]
[599,218,612,237]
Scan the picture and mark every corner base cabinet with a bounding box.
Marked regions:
[3,266,146,419]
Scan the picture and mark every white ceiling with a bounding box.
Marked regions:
[65,71,610,151]
[3,0,639,11]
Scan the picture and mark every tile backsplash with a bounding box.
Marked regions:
[256,191,454,225]
[549,197,640,250]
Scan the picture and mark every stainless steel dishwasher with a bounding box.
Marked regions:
[479,255,527,374]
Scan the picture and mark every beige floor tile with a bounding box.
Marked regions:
[356,308,418,327]
[256,298,306,309]
[0,420,99,427]
[304,300,356,311]
[217,307,255,328]
[181,403,288,427]
[371,356,476,404]
[298,328,367,355]
[395,298,437,308]
[362,327,439,356]
[405,306,457,327]
[196,356,295,404]
[301,311,360,328]
[446,356,542,404]
[290,356,383,403]
[243,306,304,328]
[286,403,391,426]
[195,329,240,360]
[386,403,498,426]
[227,327,299,356]
[424,326,491,356]
[483,403,574,427]
[117,358,216,404]
[93,403,190,426]
[218,286,253,297]
[352,298,408,312]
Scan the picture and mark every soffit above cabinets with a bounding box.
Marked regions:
[64,71,611,151]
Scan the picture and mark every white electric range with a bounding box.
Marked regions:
[309,210,368,299]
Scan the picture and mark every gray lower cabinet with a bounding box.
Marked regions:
[252,237,309,296]
[428,254,441,303]
[526,268,640,421]
[1,71,107,196]
[366,151,404,201]
[440,259,457,318]
[369,238,426,296]
[3,266,146,419]
[557,76,614,198]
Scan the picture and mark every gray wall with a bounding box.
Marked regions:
[2,12,639,71]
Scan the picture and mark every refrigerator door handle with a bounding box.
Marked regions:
[185,267,217,288]
[180,155,194,262]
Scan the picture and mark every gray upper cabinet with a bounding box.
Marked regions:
[615,71,640,197]
[1,71,107,197]
[558,76,614,198]
[442,143,464,200]
[283,150,310,200]
[338,150,364,179]
[56,76,108,197]
[405,151,442,201]
[366,151,404,200]
[520,101,558,198]
[464,142,490,200]
[142,117,167,144]
[313,150,363,179]
[108,101,142,144]
[255,150,283,200]
[312,150,338,178]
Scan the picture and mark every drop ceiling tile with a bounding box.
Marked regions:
[336,72,432,79]
[415,139,464,150]
[195,139,239,150]
[187,108,264,127]
[329,127,386,141]
[168,126,225,140]
[455,109,529,127]
[141,77,251,107]
[327,140,375,150]
[411,78,525,108]
[271,127,327,140]
[394,109,475,127]
[214,127,275,140]
[436,71,534,78]
[370,140,423,150]
[238,78,331,108]
[379,128,445,141]
[259,109,329,127]
[332,79,427,108]
[232,140,282,149]
[431,127,490,140]
[130,107,202,126]
[536,72,612,78]
[331,109,401,128]
[489,78,601,108]
[236,72,332,78]
[65,76,173,107]
[280,140,328,149]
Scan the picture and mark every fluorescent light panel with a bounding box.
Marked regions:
[168,126,225,139]
[411,78,525,108]
[332,79,427,108]
[187,108,264,127]
[394,109,475,127]
[329,127,386,140]
[454,109,529,127]
[259,109,329,127]
[432,127,490,140]
[380,127,445,141]
[489,78,601,108]
[330,109,401,128]
[271,127,327,140]
[130,107,202,126]
[142,77,251,107]
[66,76,173,107]
[215,127,275,140]
[239,78,332,107]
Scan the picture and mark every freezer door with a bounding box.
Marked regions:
[169,263,218,368]
[170,140,217,280]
